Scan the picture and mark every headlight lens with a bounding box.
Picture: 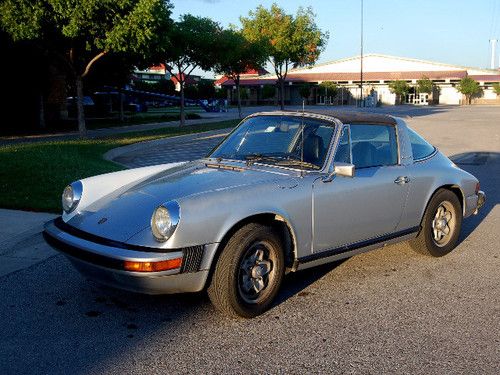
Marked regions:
[151,202,180,241]
[62,181,83,214]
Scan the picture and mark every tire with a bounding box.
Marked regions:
[207,223,285,318]
[410,189,462,257]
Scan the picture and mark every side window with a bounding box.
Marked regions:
[334,126,351,163]
[407,127,435,160]
[350,124,398,168]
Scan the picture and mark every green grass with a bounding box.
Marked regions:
[0,120,239,213]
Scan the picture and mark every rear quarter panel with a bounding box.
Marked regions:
[398,151,479,230]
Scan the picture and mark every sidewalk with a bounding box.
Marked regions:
[0,110,240,146]
[0,209,58,277]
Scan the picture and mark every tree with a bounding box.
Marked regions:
[197,80,216,99]
[298,84,312,103]
[215,29,267,118]
[388,80,410,104]
[492,82,500,96]
[319,81,338,99]
[160,15,221,126]
[416,76,434,94]
[0,0,172,136]
[456,77,482,105]
[241,4,328,110]
[261,85,276,100]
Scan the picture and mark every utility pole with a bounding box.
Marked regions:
[490,39,498,69]
[360,0,364,107]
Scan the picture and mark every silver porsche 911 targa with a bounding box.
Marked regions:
[44,111,486,318]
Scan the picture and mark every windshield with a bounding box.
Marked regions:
[209,115,335,170]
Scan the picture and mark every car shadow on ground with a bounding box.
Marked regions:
[273,260,347,306]
[449,152,499,243]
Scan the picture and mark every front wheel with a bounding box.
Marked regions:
[410,189,462,257]
[207,223,285,318]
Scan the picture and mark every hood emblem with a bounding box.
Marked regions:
[97,217,108,225]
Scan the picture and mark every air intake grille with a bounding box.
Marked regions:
[180,245,205,273]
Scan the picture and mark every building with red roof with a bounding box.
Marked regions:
[221,54,500,106]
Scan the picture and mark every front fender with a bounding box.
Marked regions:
[127,177,314,259]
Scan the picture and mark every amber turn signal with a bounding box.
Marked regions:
[123,258,182,272]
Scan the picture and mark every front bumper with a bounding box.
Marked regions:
[465,190,486,217]
[43,218,217,294]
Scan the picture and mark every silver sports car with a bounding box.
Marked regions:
[44,111,486,318]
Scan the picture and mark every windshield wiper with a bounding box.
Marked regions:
[274,157,321,170]
[244,154,283,166]
[245,154,320,170]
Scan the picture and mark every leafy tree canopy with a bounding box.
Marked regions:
[298,84,311,99]
[0,0,172,135]
[214,29,267,81]
[163,14,221,80]
[240,3,328,109]
[456,77,482,104]
[319,81,338,96]
[0,0,172,75]
[493,82,500,96]
[388,80,410,96]
[261,85,276,99]
[456,77,481,96]
[417,76,434,94]
[159,14,221,125]
[214,28,266,118]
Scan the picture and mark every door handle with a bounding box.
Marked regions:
[394,176,410,185]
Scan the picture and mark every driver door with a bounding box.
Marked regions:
[312,124,410,253]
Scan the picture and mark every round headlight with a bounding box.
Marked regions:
[151,202,180,242]
[62,181,83,214]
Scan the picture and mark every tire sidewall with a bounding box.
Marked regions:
[421,189,462,257]
[227,225,285,318]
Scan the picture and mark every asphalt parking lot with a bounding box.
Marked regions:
[1,105,499,374]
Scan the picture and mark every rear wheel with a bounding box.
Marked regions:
[410,189,462,257]
[207,223,285,318]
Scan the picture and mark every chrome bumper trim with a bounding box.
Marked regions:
[474,190,486,214]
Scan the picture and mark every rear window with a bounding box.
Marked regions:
[407,127,435,160]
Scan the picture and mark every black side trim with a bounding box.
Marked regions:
[53,217,175,253]
[298,226,420,264]
[43,231,125,270]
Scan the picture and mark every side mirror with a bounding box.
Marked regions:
[322,162,355,182]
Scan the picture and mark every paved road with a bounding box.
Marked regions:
[1,106,499,374]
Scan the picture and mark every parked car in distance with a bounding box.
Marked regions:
[43,111,485,318]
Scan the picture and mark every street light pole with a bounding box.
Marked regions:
[360,0,364,107]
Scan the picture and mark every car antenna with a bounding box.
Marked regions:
[300,99,305,177]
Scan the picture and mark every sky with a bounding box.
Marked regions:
[171,0,500,78]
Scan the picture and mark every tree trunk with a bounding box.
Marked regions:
[75,75,87,137]
[279,78,285,110]
[38,94,46,129]
[236,76,242,119]
[179,81,185,126]
[119,88,124,122]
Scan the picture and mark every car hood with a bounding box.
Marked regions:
[67,160,297,242]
